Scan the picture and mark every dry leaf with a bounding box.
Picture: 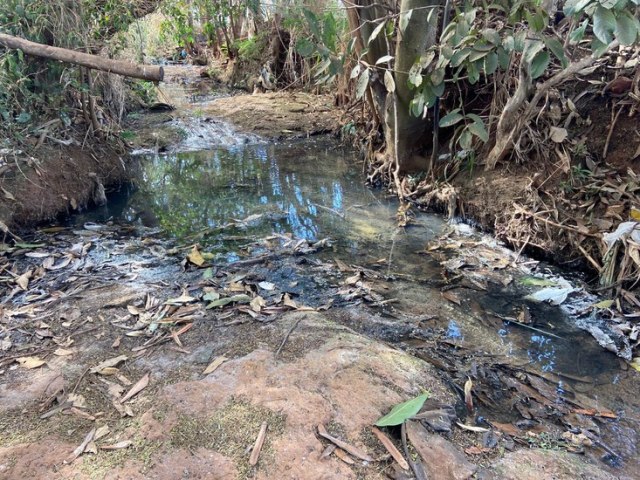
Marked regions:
[371,426,409,470]
[100,440,133,450]
[550,126,568,143]
[456,422,490,433]
[317,424,373,462]
[94,425,110,441]
[333,448,355,465]
[16,270,32,290]
[16,356,46,369]
[202,356,227,375]
[464,378,473,414]
[250,296,266,312]
[90,355,127,374]
[68,428,96,462]
[283,293,298,309]
[187,246,205,267]
[441,290,462,305]
[120,373,150,403]
[54,348,74,356]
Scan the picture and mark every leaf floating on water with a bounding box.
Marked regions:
[202,355,227,375]
[187,246,206,267]
[519,276,559,287]
[592,299,614,309]
[16,356,46,369]
[375,392,429,427]
[120,373,149,403]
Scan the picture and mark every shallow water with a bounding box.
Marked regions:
[80,134,638,474]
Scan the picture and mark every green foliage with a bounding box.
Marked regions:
[396,0,640,155]
[375,392,430,427]
[0,0,146,137]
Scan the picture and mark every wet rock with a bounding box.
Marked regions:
[405,421,477,480]
[414,407,456,432]
[491,449,618,479]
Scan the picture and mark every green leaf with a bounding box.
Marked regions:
[375,392,429,426]
[481,28,501,45]
[14,242,46,249]
[356,68,370,100]
[468,119,489,142]
[350,64,361,80]
[543,36,568,67]
[614,12,639,45]
[530,51,550,79]
[459,129,473,150]
[483,52,499,75]
[439,110,464,128]
[368,21,386,45]
[408,62,423,88]
[15,112,31,124]
[570,19,589,44]
[520,276,559,287]
[593,6,616,44]
[592,299,614,309]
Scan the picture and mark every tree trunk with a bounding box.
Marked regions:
[344,0,441,173]
[386,0,441,173]
[0,33,164,82]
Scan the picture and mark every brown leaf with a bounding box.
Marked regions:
[464,378,474,414]
[317,424,373,462]
[90,355,128,374]
[202,356,227,375]
[187,246,205,267]
[371,426,409,470]
[100,440,133,450]
[441,290,462,305]
[120,373,149,403]
[249,422,268,466]
[16,356,46,369]
[16,269,32,290]
[333,448,355,465]
[67,427,96,463]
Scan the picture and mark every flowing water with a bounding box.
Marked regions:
[80,132,639,476]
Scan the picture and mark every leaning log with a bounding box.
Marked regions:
[0,33,164,82]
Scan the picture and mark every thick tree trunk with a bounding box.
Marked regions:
[0,33,164,82]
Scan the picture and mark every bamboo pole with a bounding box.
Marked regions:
[0,33,164,82]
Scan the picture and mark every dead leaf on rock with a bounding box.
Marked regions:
[371,426,409,470]
[441,290,462,306]
[317,424,373,462]
[54,348,74,356]
[16,356,46,369]
[120,373,149,403]
[203,355,227,375]
[250,295,266,312]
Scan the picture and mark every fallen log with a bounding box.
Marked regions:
[0,33,164,82]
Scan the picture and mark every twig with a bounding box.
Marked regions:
[249,422,268,466]
[602,105,624,160]
[71,367,90,394]
[401,422,426,480]
[275,316,304,358]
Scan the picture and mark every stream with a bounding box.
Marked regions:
[78,130,640,475]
